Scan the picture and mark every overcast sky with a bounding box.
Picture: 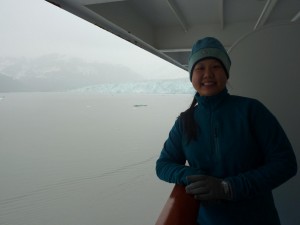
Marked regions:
[0,0,187,79]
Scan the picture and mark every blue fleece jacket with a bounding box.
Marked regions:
[156,89,297,225]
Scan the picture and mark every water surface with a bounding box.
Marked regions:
[0,92,192,225]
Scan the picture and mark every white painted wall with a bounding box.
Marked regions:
[229,22,300,225]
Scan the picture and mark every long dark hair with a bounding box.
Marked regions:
[179,94,198,143]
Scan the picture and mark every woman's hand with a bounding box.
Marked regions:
[185,175,230,200]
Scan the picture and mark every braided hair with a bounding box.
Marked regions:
[179,94,198,143]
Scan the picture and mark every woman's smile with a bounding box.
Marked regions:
[202,81,216,86]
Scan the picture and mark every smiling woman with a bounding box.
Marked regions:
[191,59,227,97]
[156,37,297,225]
[187,37,231,97]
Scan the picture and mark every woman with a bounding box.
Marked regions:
[156,37,297,225]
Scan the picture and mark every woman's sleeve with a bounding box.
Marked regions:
[156,119,199,185]
[226,100,297,201]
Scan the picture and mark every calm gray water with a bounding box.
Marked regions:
[0,92,192,225]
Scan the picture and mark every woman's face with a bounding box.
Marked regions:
[191,58,228,96]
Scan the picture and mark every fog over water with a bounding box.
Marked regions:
[0,1,194,224]
[0,92,193,225]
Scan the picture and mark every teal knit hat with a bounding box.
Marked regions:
[188,37,231,81]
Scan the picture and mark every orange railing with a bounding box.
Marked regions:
[155,185,200,225]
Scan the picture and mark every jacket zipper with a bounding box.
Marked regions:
[211,113,219,157]
[209,104,219,157]
[210,110,215,155]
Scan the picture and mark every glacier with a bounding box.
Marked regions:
[71,78,195,94]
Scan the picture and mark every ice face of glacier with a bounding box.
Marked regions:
[72,79,195,95]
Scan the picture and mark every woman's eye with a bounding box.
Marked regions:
[195,66,204,71]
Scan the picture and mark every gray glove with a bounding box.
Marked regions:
[185,175,231,201]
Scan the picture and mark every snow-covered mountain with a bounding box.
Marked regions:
[0,54,142,92]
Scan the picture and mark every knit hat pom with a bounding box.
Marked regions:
[188,37,231,81]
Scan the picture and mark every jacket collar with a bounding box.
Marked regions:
[195,88,229,110]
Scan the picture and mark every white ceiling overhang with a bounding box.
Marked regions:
[45,0,300,70]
